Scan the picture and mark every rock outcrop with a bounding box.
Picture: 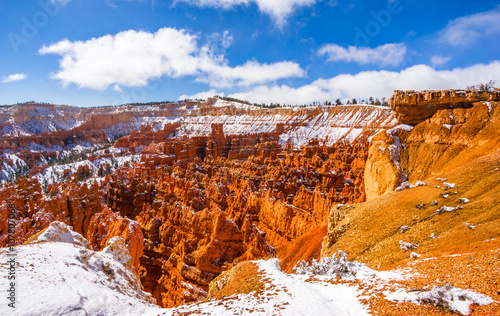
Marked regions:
[86,207,145,272]
[365,89,500,200]
[105,138,368,307]
[389,89,500,125]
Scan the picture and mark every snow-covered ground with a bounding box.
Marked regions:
[0,222,494,316]
[0,222,160,316]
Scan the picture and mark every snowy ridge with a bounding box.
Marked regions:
[175,105,396,147]
[34,221,90,249]
[0,222,158,316]
[211,98,261,110]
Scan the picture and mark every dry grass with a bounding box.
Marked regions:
[323,148,500,271]
[208,261,264,300]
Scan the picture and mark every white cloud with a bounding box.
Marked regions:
[198,60,306,88]
[175,0,318,26]
[318,43,406,67]
[2,73,27,83]
[437,7,500,46]
[227,61,500,104]
[430,55,451,67]
[39,28,305,90]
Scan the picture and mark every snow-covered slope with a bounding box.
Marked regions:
[0,224,493,316]
[0,222,159,316]
[175,105,395,147]
[169,258,372,316]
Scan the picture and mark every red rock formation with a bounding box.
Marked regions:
[0,176,104,246]
[104,137,367,307]
[389,89,500,125]
[366,89,500,200]
[86,207,144,272]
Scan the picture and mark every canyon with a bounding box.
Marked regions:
[1,90,499,315]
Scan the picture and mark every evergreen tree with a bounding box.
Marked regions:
[335,99,342,105]
[381,97,389,107]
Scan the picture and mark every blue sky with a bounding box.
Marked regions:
[1,0,500,107]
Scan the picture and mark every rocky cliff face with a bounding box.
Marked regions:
[389,89,500,125]
[104,136,368,307]
[365,89,500,200]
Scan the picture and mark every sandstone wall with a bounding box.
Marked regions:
[389,89,500,125]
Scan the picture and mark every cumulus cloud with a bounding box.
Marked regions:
[175,0,318,26]
[39,28,305,90]
[437,7,500,46]
[2,73,27,83]
[318,43,406,67]
[227,61,500,104]
[198,60,306,88]
[430,55,451,67]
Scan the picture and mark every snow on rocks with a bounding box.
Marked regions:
[34,221,90,249]
[436,205,463,214]
[395,180,427,191]
[443,182,456,189]
[458,198,470,204]
[102,236,135,270]
[485,101,493,112]
[385,125,413,184]
[410,252,421,259]
[465,223,476,229]
[386,284,494,315]
[395,181,415,191]
[294,250,363,278]
[400,241,419,251]
[399,225,411,233]
[0,224,159,316]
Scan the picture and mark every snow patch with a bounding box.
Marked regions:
[102,236,134,270]
[443,182,456,189]
[400,241,418,251]
[436,205,462,214]
[386,284,494,315]
[35,221,90,249]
